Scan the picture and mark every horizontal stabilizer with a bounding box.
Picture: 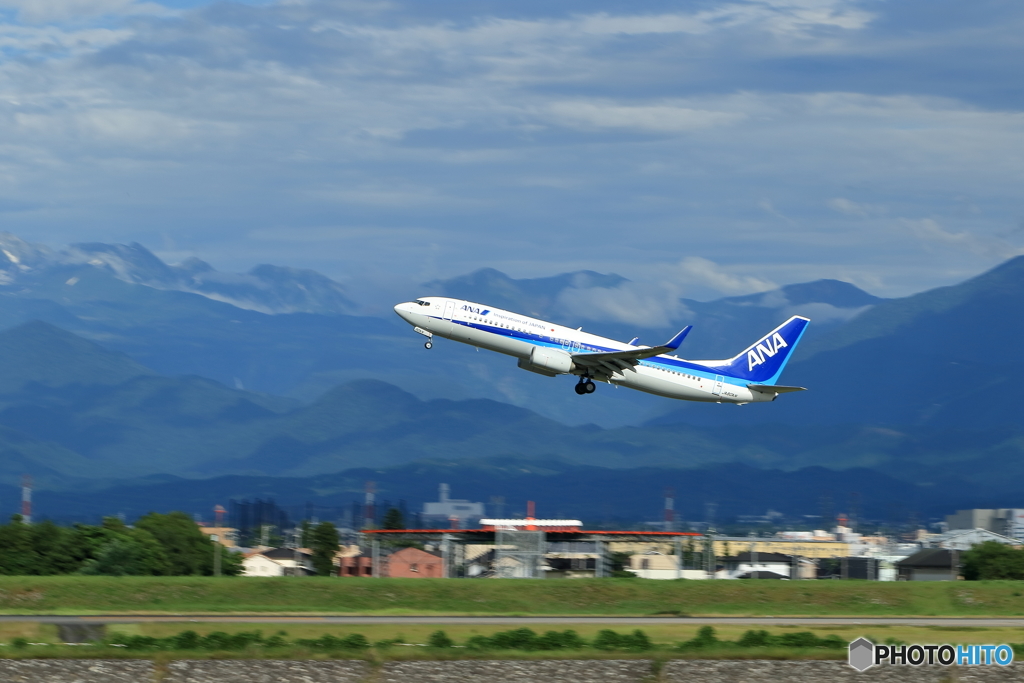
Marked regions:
[747,384,807,395]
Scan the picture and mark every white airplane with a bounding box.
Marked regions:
[394,297,809,404]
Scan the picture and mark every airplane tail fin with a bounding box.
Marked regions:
[697,316,809,384]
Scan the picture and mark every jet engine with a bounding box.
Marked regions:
[517,346,575,377]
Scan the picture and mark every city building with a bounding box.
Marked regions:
[713,536,850,559]
[421,484,485,527]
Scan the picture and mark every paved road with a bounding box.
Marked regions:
[3,615,1024,627]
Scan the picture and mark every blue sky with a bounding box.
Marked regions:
[0,0,1021,317]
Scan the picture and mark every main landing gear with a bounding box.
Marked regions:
[574,377,596,395]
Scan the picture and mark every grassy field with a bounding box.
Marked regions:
[0,576,1023,616]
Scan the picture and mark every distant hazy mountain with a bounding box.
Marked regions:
[655,255,1024,428]
[32,457,1010,526]
[0,324,1021,503]
[0,233,354,315]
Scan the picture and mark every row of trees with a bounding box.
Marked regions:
[962,541,1024,580]
[0,512,241,576]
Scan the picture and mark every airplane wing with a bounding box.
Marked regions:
[572,326,692,375]
[747,384,807,394]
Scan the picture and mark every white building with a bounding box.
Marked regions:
[715,552,799,580]
[627,552,708,580]
[925,528,1023,551]
[241,548,315,576]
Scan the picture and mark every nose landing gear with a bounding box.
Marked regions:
[413,326,433,349]
[574,377,596,395]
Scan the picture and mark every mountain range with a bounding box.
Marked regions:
[0,232,1021,523]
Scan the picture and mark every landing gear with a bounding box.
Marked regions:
[574,377,596,395]
[413,326,433,349]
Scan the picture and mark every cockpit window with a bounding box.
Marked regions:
[414,299,429,306]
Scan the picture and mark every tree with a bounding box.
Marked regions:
[80,538,160,576]
[75,518,171,576]
[135,511,216,575]
[962,541,1024,580]
[0,515,38,575]
[309,522,339,576]
[382,507,405,530]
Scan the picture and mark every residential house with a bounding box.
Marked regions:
[387,547,443,578]
[897,549,962,581]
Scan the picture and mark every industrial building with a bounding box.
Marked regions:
[363,521,704,579]
[946,509,1024,540]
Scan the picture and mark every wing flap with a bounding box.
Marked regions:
[747,384,807,394]
[572,326,692,368]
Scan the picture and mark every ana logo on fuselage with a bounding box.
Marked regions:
[747,333,789,371]
[460,305,490,315]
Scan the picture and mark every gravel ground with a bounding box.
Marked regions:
[663,660,1024,682]
[3,658,1022,682]
[163,660,370,683]
[380,660,653,682]
[0,659,154,682]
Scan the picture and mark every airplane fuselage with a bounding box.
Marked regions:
[394,297,793,404]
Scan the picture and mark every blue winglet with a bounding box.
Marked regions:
[664,325,692,351]
[628,337,640,346]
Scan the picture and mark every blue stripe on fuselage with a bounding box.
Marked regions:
[442,317,749,386]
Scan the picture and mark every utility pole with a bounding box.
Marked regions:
[211,535,221,577]
[372,536,380,578]
[675,536,682,579]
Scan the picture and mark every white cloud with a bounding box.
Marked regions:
[0,0,1018,306]
[0,0,168,23]
[785,301,871,323]
[673,257,777,296]
[556,281,690,329]
[902,218,1024,260]
[547,101,744,134]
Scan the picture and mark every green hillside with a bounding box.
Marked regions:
[0,321,152,394]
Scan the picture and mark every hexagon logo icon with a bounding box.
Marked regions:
[849,637,875,672]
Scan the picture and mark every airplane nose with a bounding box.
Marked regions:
[394,303,413,322]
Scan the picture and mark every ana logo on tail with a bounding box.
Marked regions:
[747,333,789,371]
